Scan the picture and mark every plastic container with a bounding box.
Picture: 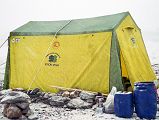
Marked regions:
[114,92,133,118]
[134,82,157,119]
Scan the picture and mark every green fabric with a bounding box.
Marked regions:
[11,12,129,36]
[3,44,10,89]
[109,31,123,91]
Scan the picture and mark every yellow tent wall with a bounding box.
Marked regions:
[10,32,112,93]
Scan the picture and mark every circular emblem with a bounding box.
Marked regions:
[53,41,60,48]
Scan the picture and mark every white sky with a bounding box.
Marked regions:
[0,0,159,64]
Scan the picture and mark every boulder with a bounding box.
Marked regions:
[3,104,9,117]
[0,89,12,100]
[0,89,12,95]
[1,91,30,104]
[49,95,70,107]
[16,102,29,110]
[67,97,92,109]
[79,91,95,100]
[3,104,22,119]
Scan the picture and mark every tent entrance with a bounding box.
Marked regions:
[120,51,132,91]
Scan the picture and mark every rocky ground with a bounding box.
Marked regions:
[0,64,159,120]
[1,102,159,120]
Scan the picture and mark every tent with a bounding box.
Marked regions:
[4,12,156,94]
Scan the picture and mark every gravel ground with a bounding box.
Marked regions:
[0,102,159,120]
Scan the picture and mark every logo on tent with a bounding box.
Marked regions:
[53,41,60,48]
[45,53,60,66]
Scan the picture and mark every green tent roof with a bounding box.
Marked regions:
[11,12,130,36]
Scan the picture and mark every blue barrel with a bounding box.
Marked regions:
[114,92,133,118]
[134,82,157,119]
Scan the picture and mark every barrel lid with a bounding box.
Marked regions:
[134,82,154,86]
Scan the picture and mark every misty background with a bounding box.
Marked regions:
[0,0,159,79]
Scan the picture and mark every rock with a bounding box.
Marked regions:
[80,91,95,100]
[92,104,98,110]
[3,104,9,117]
[95,107,105,114]
[36,91,42,96]
[19,115,28,120]
[25,109,32,117]
[70,91,80,98]
[40,92,46,97]
[4,104,22,119]
[29,88,40,95]
[0,89,12,100]
[0,96,4,101]
[67,97,93,109]
[86,98,94,103]
[1,91,30,104]
[16,102,29,110]
[21,106,30,115]
[43,93,51,99]
[28,114,38,120]
[41,104,47,108]
[12,88,24,92]
[0,89,12,95]
[49,95,70,107]
[62,91,70,97]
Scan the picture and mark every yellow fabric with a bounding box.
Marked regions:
[10,32,112,93]
[120,52,128,78]
[116,15,156,87]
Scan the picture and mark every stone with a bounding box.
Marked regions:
[0,89,12,95]
[62,91,70,97]
[3,104,9,117]
[4,104,22,119]
[86,98,94,103]
[0,89,12,100]
[95,107,105,114]
[43,93,51,99]
[49,96,70,107]
[21,106,30,115]
[19,115,28,120]
[79,91,95,100]
[36,91,42,96]
[67,97,93,109]
[1,91,30,104]
[41,104,47,108]
[12,88,24,92]
[28,114,38,120]
[92,104,98,110]
[25,109,32,117]
[30,88,40,95]
[16,102,29,110]
[70,91,80,98]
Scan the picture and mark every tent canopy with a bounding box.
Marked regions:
[11,12,136,36]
